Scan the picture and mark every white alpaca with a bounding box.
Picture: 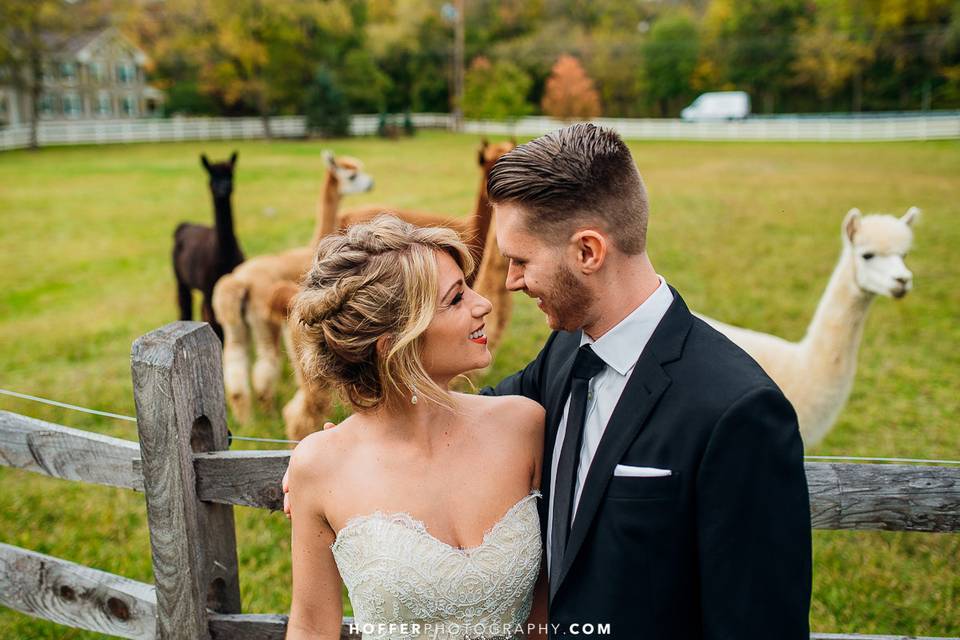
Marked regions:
[697,207,919,447]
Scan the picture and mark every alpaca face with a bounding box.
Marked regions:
[325,152,374,196]
[478,139,517,171]
[201,153,237,199]
[844,207,918,299]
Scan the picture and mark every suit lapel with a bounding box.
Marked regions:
[548,287,693,604]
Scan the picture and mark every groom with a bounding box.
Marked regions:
[283,123,812,638]
[477,123,811,639]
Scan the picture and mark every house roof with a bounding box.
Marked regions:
[40,30,102,56]
[42,26,149,65]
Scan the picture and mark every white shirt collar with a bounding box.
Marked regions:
[579,275,674,375]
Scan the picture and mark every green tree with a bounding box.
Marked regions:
[462,56,533,120]
[936,2,960,107]
[364,0,450,112]
[643,12,700,116]
[860,0,956,110]
[304,66,351,138]
[792,18,874,108]
[715,0,808,113]
[143,0,354,135]
[338,48,392,114]
[588,30,647,117]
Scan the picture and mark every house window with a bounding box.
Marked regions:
[116,62,135,85]
[39,94,56,116]
[97,92,112,116]
[63,93,83,117]
[60,62,77,82]
[121,94,137,116]
[89,62,105,83]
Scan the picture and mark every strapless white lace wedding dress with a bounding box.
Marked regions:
[331,490,542,640]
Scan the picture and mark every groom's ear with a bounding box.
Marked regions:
[571,230,607,275]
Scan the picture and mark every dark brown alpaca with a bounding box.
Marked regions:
[172,151,244,340]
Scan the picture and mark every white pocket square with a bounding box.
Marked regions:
[614,464,672,477]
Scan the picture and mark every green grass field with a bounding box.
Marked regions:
[1,132,958,638]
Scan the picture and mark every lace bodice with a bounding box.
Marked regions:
[331,491,543,639]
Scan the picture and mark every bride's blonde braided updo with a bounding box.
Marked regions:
[290,213,475,411]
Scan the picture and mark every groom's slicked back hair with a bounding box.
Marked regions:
[487,122,648,254]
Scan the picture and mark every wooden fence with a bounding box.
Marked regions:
[1,321,959,639]
[2,112,958,151]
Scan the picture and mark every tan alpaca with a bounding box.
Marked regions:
[213,153,375,424]
[335,139,516,284]
[274,141,517,440]
[697,207,919,447]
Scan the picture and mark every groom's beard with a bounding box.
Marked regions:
[540,262,594,332]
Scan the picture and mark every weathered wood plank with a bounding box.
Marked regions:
[191,452,960,533]
[208,613,287,640]
[207,613,363,639]
[0,542,156,639]
[132,321,241,640]
[195,450,291,511]
[205,615,957,640]
[0,410,142,491]
[807,463,960,532]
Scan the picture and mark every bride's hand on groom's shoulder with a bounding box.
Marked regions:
[283,422,338,519]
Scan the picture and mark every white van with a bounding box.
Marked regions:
[680,91,750,121]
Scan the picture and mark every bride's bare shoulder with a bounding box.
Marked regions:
[458,392,545,438]
[287,416,362,485]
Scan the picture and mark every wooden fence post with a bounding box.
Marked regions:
[131,322,242,639]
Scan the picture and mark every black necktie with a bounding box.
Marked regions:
[550,344,605,586]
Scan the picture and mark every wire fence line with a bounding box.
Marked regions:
[0,387,136,422]
[3,386,959,463]
[0,387,295,445]
[2,111,958,151]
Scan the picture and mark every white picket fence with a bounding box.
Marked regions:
[0,114,451,151]
[468,113,960,142]
[1,112,958,151]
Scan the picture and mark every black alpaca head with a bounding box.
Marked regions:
[201,151,238,199]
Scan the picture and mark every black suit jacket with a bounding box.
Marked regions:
[482,286,811,639]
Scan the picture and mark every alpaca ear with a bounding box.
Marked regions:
[230,151,238,166]
[478,139,489,166]
[376,333,394,358]
[901,206,921,227]
[200,153,211,171]
[322,150,336,169]
[843,208,862,243]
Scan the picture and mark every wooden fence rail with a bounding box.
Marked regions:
[0,320,958,638]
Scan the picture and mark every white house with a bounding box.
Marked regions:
[0,26,165,126]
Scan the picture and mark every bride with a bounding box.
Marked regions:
[284,214,548,640]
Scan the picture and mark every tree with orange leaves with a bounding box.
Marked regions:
[541,54,601,120]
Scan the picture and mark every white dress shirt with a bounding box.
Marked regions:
[546,275,674,572]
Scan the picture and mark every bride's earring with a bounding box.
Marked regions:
[410,384,418,405]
